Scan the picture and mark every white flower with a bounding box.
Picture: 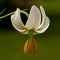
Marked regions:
[11,5,50,54]
[11,5,50,35]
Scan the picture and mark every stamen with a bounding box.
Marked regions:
[24,30,37,54]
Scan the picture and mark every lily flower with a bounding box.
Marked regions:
[11,5,50,54]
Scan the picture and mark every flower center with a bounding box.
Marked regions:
[28,29,34,40]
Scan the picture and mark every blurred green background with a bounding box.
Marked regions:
[0,0,60,60]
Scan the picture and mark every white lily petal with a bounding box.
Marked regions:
[40,5,46,21]
[25,5,41,30]
[11,8,26,33]
[35,5,50,34]
[36,16,50,33]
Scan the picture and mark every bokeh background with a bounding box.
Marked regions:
[0,0,60,60]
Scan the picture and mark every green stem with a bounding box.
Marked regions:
[0,10,29,21]
[21,10,29,17]
[0,12,14,20]
[0,8,6,15]
[22,9,28,11]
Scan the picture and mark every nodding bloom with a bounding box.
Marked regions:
[11,5,50,54]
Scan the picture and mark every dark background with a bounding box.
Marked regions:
[0,0,60,60]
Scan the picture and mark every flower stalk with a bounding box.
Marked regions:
[0,10,29,21]
[0,8,6,15]
[0,12,14,20]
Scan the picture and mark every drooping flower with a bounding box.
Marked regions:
[11,5,50,54]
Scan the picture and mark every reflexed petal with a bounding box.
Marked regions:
[35,6,50,34]
[36,16,50,33]
[25,5,41,30]
[11,8,27,33]
[40,5,46,21]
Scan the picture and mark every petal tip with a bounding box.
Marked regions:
[40,5,45,11]
[40,5,43,8]
[15,8,20,13]
[31,5,37,9]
